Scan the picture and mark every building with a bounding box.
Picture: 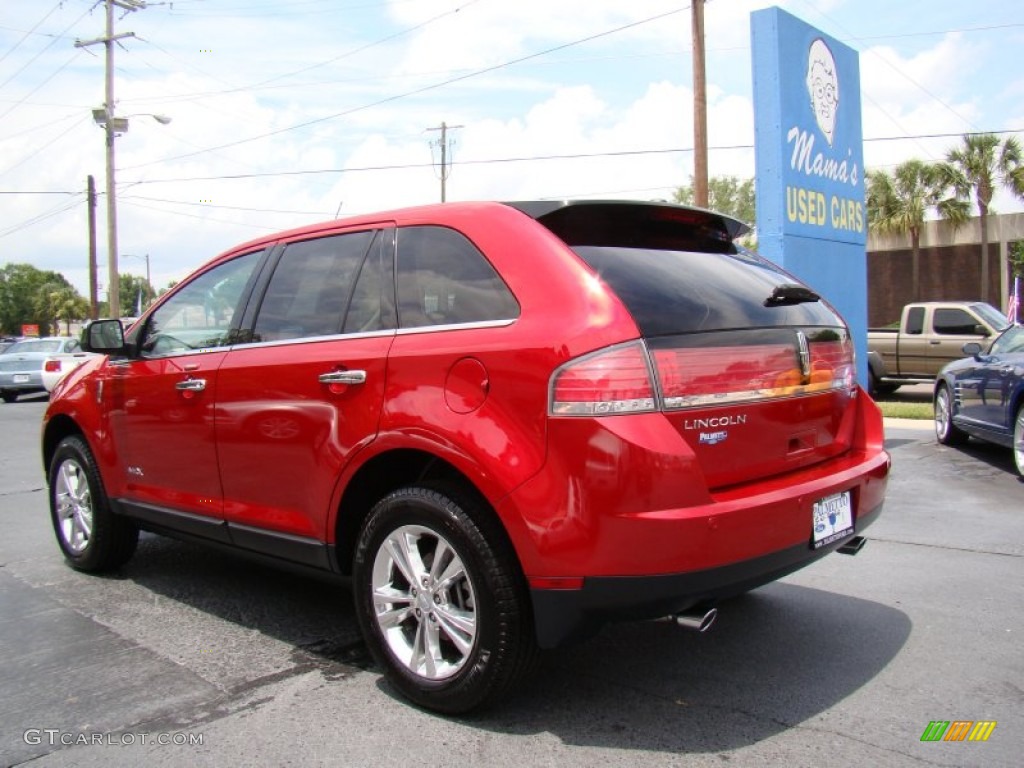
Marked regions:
[867,213,1024,326]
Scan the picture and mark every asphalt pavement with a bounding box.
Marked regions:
[0,395,1021,767]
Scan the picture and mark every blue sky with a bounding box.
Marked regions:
[1,0,1022,295]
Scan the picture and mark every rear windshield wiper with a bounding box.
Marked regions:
[764,284,821,307]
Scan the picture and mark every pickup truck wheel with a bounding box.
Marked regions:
[867,369,898,397]
[49,436,139,571]
[353,486,537,714]
[1013,403,1024,477]
[934,384,968,446]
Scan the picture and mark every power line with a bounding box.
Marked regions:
[121,4,690,171]
[116,127,1024,187]
[0,0,63,68]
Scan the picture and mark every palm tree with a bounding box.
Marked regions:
[941,133,1024,302]
[867,160,968,302]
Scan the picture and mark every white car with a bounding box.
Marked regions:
[41,351,100,392]
[0,337,84,402]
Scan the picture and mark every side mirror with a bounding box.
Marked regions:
[962,341,983,358]
[82,319,126,354]
[973,324,991,337]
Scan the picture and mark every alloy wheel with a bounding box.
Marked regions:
[370,524,478,681]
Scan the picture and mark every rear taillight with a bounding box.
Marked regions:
[551,333,853,416]
[550,342,656,415]
[653,344,797,409]
[44,360,62,373]
[652,335,855,409]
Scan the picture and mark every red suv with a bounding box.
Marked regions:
[43,200,889,713]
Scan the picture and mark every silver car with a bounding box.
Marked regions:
[0,337,82,403]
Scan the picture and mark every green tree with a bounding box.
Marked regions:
[940,133,1024,302]
[673,175,756,227]
[866,160,969,301]
[0,263,76,335]
[43,285,90,335]
[118,273,156,317]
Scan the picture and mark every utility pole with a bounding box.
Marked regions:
[75,0,145,318]
[427,122,463,202]
[691,0,709,208]
[87,175,98,320]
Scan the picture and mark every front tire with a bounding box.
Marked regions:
[934,384,969,446]
[353,486,537,714]
[1013,403,1024,477]
[49,435,138,571]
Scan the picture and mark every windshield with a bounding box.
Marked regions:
[6,339,62,355]
[971,302,1011,332]
[991,324,1024,355]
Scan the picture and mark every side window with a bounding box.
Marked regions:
[933,308,978,335]
[140,250,262,358]
[342,232,386,333]
[253,230,376,342]
[395,225,519,329]
[905,306,925,335]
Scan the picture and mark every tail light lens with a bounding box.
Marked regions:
[44,360,62,373]
[552,331,854,417]
[652,334,855,409]
[550,342,656,415]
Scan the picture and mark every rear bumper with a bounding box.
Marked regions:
[530,497,884,648]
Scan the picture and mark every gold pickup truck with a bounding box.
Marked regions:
[866,301,1011,395]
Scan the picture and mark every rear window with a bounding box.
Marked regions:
[574,247,841,337]
[528,202,842,337]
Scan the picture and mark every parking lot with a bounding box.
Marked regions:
[1,394,1021,767]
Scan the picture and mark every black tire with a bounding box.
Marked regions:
[353,485,538,714]
[867,369,898,398]
[1,391,17,403]
[1013,402,1024,478]
[48,435,138,572]
[934,384,969,447]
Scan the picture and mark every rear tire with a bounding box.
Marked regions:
[49,435,138,572]
[353,485,537,714]
[934,384,969,446]
[1,391,17,403]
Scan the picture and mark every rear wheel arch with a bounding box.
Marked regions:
[333,449,524,579]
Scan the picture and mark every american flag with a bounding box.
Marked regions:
[1009,276,1021,325]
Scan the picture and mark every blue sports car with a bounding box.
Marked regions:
[934,323,1024,476]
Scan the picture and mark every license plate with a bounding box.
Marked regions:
[812,491,853,549]
[13,374,30,384]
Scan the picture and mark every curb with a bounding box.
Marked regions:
[884,417,932,431]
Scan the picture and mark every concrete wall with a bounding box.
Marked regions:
[866,213,1023,325]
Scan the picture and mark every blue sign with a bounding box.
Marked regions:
[751,7,869,385]
[752,8,865,245]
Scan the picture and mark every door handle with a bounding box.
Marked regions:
[175,377,207,392]
[319,370,367,385]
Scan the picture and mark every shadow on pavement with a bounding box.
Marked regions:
[106,535,910,755]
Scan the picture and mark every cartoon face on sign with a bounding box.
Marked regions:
[806,38,839,146]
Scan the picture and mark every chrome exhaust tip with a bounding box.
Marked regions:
[837,536,867,555]
[674,607,718,632]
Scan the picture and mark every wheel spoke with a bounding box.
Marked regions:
[409,618,441,679]
[434,606,475,655]
[434,550,465,593]
[384,531,424,587]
